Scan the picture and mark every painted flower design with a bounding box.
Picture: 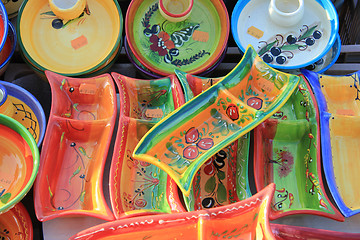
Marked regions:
[149,31,175,56]
[183,127,214,160]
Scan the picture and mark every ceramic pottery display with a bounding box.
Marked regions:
[271,223,360,240]
[0,22,16,76]
[34,71,116,221]
[109,72,186,219]
[0,114,39,214]
[253,75,344,221]
[302,69,360,217]
[17,0,123,76]
[70,183,276,240]
[133,45,300,196]
[175,70,252,211]
[231,0,339,70]
[125,0,229,76]
[1,0,24,18]
[0,203,33,240]
[0,80,46,147]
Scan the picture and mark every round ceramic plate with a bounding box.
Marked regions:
[126,0,229,76]
[0,202,33,240]
[0,114,39,214]
[231,0,338,70]
[17,0,122,76]
[0,80,46,147]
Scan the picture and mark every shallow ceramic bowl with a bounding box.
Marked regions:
[34,71,116,221]
[17,0,123,76]
[0,22,16,76]
[0,80,46,147]
[0,113,39,214]
[125,0,229,76]
[0,202,33,240]
[0,1,7,54]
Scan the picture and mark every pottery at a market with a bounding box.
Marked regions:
[0,80,46,146]
[34,71,116,221]
[302,69,360,218]
[70,183,276,240]
[231,0,339,70]
[109,72,186,219]
[126,0,229,76]
[0,114,39,215]
[17,0,123,77]
[133,45,300,196]
[0,202,33,240]
[253,75,344,221]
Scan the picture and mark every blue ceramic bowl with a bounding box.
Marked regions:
[0,80,46,147]
[0,1,8,54]
[0,21,17,75]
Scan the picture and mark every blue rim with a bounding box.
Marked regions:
[231,0,339,70]
[302,69,360,217]
[0,80,46,147]
[317,33,341,73]
[0,83,6,106]
[0,21,16,70]
[0,1,8,55]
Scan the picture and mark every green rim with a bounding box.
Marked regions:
[0,114,40,214]
[16,0,123,77]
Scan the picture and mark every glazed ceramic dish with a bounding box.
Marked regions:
[125,0,229,76]
[0,114,39,214]
[0,80,46,147]
[70,183,276,240]
[109,72,186,219]
[302,69,360,217]
[174,70,252,210]
[0,202,33,240]
[253,75,344,221]
[231,0,338,70]
[34,71,116,221]
[17,0,123,76]
[270,223,360,240]
[0,1,7,56]
[133,45,300,196]
[0,22,16,76]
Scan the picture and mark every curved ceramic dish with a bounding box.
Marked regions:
[0,21,16,76]
[124,36,227,78]
[0,202,33,240]
[231,0,338,70]
[2,0,24,18]
[70,183,276,240]
[302,69,360,218]
[0,114,39,214]
[17,0,123,76]
[109,72,186,219]
[253,75,344,221]
[133,45,300,196]
[125,0,229,76]
[0,1,7,56]
[270,223,360,240]
[0,80,46,147]
[174,70,252,211]
[34,71,116,221]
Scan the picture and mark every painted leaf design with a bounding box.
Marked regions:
[73,103,80,112]
[40,11,56,16]
[276,188,286,193]
[319,199,329,210]
[80,191,86,202]
[0,192,11,204]
[217,183,227,203]
[258,40,277,56]
[298,25,318,41]
[217,170,225,180]
[79,147,91,158]
[281,44,304,51]
[69,166,81,184]
[205,176,216,193]
[289,193,294,208]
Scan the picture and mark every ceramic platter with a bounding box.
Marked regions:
[70,184,276,240]
[302,69,360,217]
[126,0,229,76]
[0,114,39,214]
[133,46,300,196]
[17,0,122,76]
[34,71,116,221]
[0,80,46,147]
[0,203,33,240]
[253,75,343,221]
[109,72,186,219]
[231,0,338,70]
[174,70,252,211]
